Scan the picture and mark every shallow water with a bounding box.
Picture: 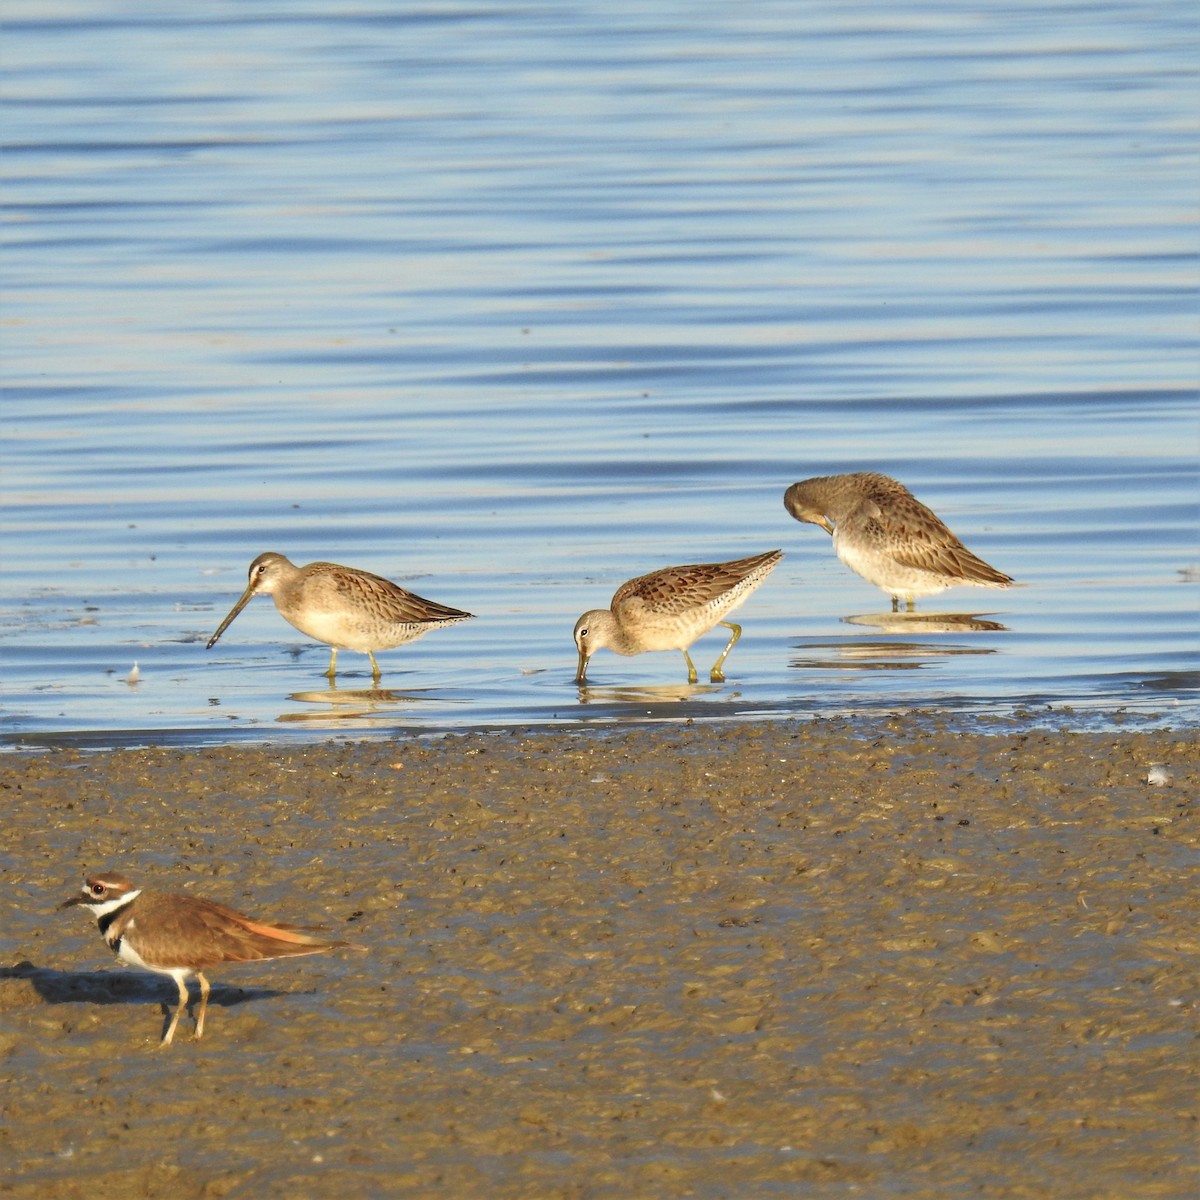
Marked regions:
[2,1,1197,747]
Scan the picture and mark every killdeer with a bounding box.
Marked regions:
[61,871,355,1046]
[784,472,1014,611]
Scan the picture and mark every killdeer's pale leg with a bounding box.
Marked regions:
[162,976,190,1047]
[194,973,212,1041]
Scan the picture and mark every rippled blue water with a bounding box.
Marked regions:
[2,1,1196,746]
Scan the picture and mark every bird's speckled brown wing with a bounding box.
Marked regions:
[307,562,473,625]
[611,550,782,617]
[852,479,1012,586]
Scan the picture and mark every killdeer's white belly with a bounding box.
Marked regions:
[111,918,191,982]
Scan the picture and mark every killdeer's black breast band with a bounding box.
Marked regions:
[97,910,121,940]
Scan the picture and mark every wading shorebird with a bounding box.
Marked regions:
[61,871,357,1046]
[784,472,1013,611]
[573,549,782,684]
[206,552,473,680]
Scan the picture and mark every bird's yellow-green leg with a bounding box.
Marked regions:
[368,650,381,681]
[682,649,698,684]
[905,596,915,613]
[326,647,339,678]
[710,621,742,682]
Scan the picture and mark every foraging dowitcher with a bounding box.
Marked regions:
[573,549,782,683]
[206,552,473,680]
[783,472,1013,611]
[61,871,356,1046]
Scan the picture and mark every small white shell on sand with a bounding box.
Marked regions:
[1145,764,1171,787]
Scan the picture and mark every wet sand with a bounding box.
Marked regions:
[0,719,1195,1198]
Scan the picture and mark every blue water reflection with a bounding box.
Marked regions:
[2,1,1196,743]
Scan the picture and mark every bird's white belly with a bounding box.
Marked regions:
[113,924,191,982]
[834,536,948,598]
[617,603,726,654]
[113,935,154,971]
[629,620,700,653]
[283,606,427,652]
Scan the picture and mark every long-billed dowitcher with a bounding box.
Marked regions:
[573,549,782,683]
[61,871,357,1046]
[206,552,473,680]
[784,472,1013,611]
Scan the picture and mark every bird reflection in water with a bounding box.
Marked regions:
[575,681,726,705]
[278,679,442,724]
[841,611,1008,635]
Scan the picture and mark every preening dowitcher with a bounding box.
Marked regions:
[784,472,1013,611]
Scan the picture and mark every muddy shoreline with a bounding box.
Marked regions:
[0,719,1195,1198]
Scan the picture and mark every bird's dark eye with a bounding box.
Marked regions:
[579,627,588,639]
[89,882,105,896]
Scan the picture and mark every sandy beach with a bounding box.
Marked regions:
[0,719,1195,1198]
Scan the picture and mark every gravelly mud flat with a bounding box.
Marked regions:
[0,719,1195,1198]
